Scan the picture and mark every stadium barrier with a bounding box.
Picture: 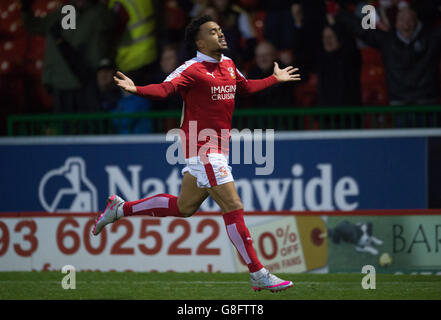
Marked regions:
[2,130,437,212]
[7,105,441,136]
[1,209,440,275]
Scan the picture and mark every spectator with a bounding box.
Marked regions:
[160,0,190,45]
[316,23,362,129]
[151,44,182,110]
[20,0,112,113]
[44,26,120,132]
[373,0,410,31]
[48,21,121,112]
[150,44,183,132]
[205,0,257,64]
[93,57,152,134]
[335,6,441,107]
[96,58,121,112]
[317,24,361,107]
[185,0,210,18]
[113,92,153,134]
[244,41,296,108]
[263,0,325,75]
[37,19,122,131]
[107,0,159,85]
[261,0,297,50]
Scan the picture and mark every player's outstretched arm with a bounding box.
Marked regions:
[114,71,176,99]
[272,62,301,83]
[236,63,300,96]
[236,62,301,96]
[113,71,137,94]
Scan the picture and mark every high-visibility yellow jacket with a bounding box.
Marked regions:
[109,0,157,72]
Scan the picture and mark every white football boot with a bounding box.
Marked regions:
[251,269,294,292]
[92,194,125,236]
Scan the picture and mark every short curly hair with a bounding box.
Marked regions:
[184,15,215,55]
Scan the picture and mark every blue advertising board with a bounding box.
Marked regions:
[0,130,435,213]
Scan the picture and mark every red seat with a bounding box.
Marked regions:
[0,1,21,33]
[361,65,385,85]
[360,47,382,66]
[361,85,388,106]
[1,38,26,57]
[0,10,15,34]
[3,1,21,19]
[294,73,318,106]
[25,36,46,60]
[252,11,266,43]
[0,0,61,115]
[33,0,65,14]
[24,76,54,111]
[239,0,258,8]
[25,58,44,78]
[0,74,23,97]
[33,0,51,13]
[9,18,25,36]
[45,0,62,11]
[164,0,187,31]
[0,59,13,75]
[0,57,23,75]
[360,47,388,105]
[0,1,9,12]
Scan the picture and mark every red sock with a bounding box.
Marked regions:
[223,209,264,273]
[123,194,182,217]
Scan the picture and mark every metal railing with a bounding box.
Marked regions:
[7,105,441,136]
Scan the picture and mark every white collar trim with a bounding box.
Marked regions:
[196,51,224,63]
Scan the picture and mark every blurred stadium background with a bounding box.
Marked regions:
[0,0,441,300]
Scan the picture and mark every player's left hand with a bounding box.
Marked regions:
[273,62,301,82]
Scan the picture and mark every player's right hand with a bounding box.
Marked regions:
[114,71,137,94]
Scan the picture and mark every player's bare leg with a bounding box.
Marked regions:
[206,181,243,213]
[177,172,209,217]
[93,173,208,235]
[208,182,293,292]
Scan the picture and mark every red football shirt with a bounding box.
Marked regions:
[136,51,278,158]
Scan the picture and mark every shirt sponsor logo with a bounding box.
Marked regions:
[211,85,236,100]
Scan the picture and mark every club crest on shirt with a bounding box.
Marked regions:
[218,166,229,178]
[228,67,236,79]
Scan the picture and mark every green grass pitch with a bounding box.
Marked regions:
[0,272,440,300]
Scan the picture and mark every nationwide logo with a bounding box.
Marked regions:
[105,163,360,212]
[38,157,98,212]
[37,157,360,213]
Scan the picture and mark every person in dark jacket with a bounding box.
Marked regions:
[150,44,183,132]
[335,7,441,107]
[246,41,296,109]
[316,23,362,129]
[317,24,361,107]
[21,0,112,113]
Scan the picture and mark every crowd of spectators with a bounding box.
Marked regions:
[0,0,440,134]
